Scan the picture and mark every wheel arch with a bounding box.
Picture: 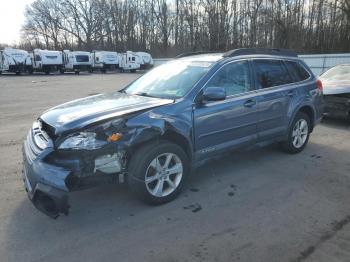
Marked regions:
[290,104,316,132]
[298,105,315,131]
[161,130,193,161]
[125,129,193,170]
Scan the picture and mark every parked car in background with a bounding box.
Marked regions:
[91,51,119,73]
[136,51,154,70]
[320,64,350,121]
[22,48,323,218]
[119,51,140,72]
[30,49,63,74]
[0,48,32,75]
[61,50,92,74]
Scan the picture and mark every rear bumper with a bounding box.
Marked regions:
[22,146,70,218]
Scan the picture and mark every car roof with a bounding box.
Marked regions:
[176,48,299,63]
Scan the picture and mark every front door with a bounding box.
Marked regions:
[194,60,258,160]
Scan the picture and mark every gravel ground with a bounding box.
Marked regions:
[0,73,350,262]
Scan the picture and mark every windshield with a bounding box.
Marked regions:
[124,60,213,99]
[321,65,350,81]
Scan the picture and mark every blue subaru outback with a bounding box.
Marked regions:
[22,48,324,217]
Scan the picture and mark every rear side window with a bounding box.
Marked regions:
[284,61,310,82]
[253,59,292,88]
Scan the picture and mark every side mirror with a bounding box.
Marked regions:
[202,86,226,102]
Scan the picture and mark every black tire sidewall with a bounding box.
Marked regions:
[128,141,190,204]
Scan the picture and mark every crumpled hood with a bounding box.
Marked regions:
[40,92,173,134]
[322,80,350,95]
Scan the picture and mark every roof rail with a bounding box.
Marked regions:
[175,51,216,58]
[223,48,297,57]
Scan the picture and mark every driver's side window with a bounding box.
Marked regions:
[205,60,252,96]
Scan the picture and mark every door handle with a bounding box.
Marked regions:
[287,90,296,97]
[244,99,256,107]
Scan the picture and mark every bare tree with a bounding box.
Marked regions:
[20,0,350,56]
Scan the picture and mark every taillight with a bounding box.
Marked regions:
[316,79,323,92]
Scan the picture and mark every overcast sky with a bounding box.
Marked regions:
[0,0,35,44]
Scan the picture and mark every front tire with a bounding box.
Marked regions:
[281,112,311,154]
[128,141,189,204]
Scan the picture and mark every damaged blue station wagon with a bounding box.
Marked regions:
[22,48,324,218]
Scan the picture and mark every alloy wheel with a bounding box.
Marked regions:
[145,153,183,197]
[292,119,308,148]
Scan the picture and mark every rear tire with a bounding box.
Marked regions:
[128,141,189,204]
[281,112,311,154]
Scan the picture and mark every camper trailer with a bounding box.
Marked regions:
[119,51,140,72]
[136,52,154,70]
[62,50,91,74]
[91,51,119,72]
[30,49,63,74]
[0,48,32,75]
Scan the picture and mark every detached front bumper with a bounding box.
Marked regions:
[22,121,127,218]
[22,124,72,218]
[22,149,71,218]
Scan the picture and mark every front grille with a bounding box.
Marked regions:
[24,121,52,164]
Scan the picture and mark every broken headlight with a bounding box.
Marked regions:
[58,132,107,150]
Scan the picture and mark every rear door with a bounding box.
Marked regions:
[194,60,258,159]
[252,59,295,141]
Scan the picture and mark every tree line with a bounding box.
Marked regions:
[18,0,350,57]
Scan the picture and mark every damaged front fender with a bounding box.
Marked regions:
[122,106,194,162]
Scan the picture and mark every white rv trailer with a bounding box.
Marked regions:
[30,49,63,74]
[136,52,154,70]
[62,50,92,74]
[0,48,32,75]
[119,51,140,72]
[91,51,119,72]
